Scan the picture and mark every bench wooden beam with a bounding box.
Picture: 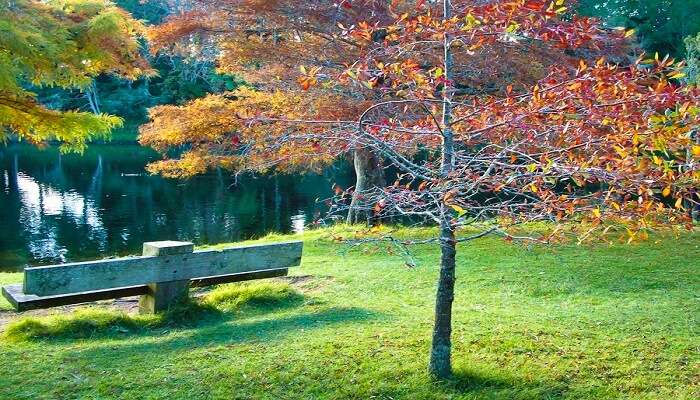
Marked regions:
[23,241,303,297]
[2,284,149,312]
[2,268,290,312]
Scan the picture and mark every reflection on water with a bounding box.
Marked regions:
[15,171,106,263]
[0,144,351,272]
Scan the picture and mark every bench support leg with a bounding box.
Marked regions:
[139,280,190,314]
[139,241,195,314]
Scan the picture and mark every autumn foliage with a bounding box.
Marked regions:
[0,0,152,151]
[139,87,353,176]
[140,0,622,178]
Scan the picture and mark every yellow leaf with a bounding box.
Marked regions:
[613,145,627,157]
[464,13,481,30]
[662,186,671,197]
[675,197,683,209]
[451,204,466,216]
[624,29,635,38]
[506,22,520,33]
[692,146,700,157]
[669,72,686,79]
[579,60,587,72]
[592,208,601,218]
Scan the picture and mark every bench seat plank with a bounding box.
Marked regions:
[2,284,148,312]
[24,241,302,297]
[3,268,290,312]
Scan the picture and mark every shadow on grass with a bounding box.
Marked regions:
[36,305,380,379]
[3,281,356,342]
[443,368,570,399]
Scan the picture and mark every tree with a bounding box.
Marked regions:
[578,0,700,57]
[148,0,699,378]
[334,0,699,377]
[686,33,700,85]
[18,0,234,143]
[0,0,152,151]
[140,0,621,222]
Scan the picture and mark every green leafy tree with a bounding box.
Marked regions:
[578,0,700,57]
[0,0,152,151]
[35,0,241,142]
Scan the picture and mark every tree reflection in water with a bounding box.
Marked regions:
[0,144,351,272]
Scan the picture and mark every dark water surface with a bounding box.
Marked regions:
[0,144,350,272]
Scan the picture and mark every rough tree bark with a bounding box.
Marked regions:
[429,0,457,379]
[347,147,386,224]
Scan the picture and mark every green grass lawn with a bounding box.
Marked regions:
[0,273,17,311]
[0,228,698,399]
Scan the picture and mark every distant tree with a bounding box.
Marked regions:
[28,0,238,141]
[578,0,700,57]
[685,33,700,84]
[146,0,699,379]
[0,0,153,151]
[684,33,700,219]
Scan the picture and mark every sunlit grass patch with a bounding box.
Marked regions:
[4,281,304,341]
[4,308,160,342]
[203,281,304,312]
[0,273,22,311]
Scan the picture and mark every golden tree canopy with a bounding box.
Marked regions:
[0,0,153,151]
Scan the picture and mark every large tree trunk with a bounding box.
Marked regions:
[429,0,457,379]
[347,147,385,224]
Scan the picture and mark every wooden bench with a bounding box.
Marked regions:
[2,240,303,313]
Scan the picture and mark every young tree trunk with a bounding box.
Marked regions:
[347,147,385,224]
[429,219,457,378]
[429,0,457,379]
[691,131,700,221]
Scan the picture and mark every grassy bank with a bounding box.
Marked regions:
[0,227,698,399]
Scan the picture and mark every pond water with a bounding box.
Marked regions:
[0,144,352,272]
